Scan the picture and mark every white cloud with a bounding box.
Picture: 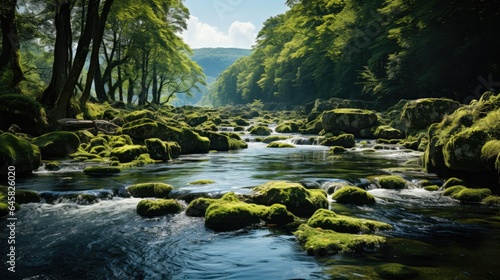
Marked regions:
[180,16,257,49]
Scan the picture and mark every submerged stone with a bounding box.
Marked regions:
[307,209,392,234]
[375,263,419,280]
[83,166,121,176]
[127,183,173,198]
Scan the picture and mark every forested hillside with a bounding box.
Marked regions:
[211,0,500,106]
[173,48,252,106]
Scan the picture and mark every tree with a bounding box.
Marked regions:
[0,0,24,92]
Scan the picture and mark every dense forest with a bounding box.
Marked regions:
[211,0,500,106]
[173,48,252,106]
[0,0,204,122]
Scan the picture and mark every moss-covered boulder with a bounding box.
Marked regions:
[110,145,145,163]
[300,114,324,135]
[45,161,61,171]
[375,263,419,280]
[82,166,121,176]
[329,146,347,154]
[0,133,41,176]
[275,121,300,133]
[0,94,49,136]
[251,181,328,217]
[374,125,404,140]
[31,132,80,159]
[321,108,379,137]
[197,131,247,151]
[249,125,272,136]
[145,138,171,161]
[127,183,173,198]
[186,197,218,217]
[75,130,95,144]
[307,209,392,234]
[424,185,440,191]
[481,140,500,173]
[267,141,296,148]
[294,224,387,256]
[401,98,460,134]
[451,188,492,204]
[262,135,292,144]
[15,190,41,204]
[137,199,183,217]
[124,110,155,123]
[377,175,407,190]
[441,177,466,189]
[443,129,488,172]
[443,185,467,197]
[264,204,296,225]
[320,133,356,148]
[331,186,376,205]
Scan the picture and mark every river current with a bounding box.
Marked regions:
[1,136,500,279]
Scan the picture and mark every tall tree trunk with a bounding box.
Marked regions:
[80,0,114,106]
[127,77,134,105]
[52,0,100,120]
[152,63,158,104]
[41,1,72,105]
[0,0,24,92]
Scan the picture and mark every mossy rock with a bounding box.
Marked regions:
[451,188,492,204]
[482,195,500,205]
[205,192,267,231]
[145,138,171,161]
[331,186,376,205]
[329,146,347,154]
[105,135,134,148]
[320,134,355,148]
[443,129,488,172]
[252,181,328,217]
[264,204,296,225]
[127,182,173,198]
[401,98,460,134]
[307,209,392,234]
[59,193,99,205]
[442,185,466,196]
[186,197,218,217]
[375,263,419,280]
[377,175,407,190]
[0,94,49,136]
[186,114,209,127]
[89,137,108,148]
[423,185,440,191]
[321,108,379,137]
[83,166,121,176]
[267,141,296,148]
[89,145,108,154]
[300,114,324,135]
[189,180,215,185]
[110,145,145,163]
[15,190,41,204]
[124,110,155,122]
[0,201,9,217]
[75,130,95,144]
[45,161,61,171]
[275,121,300,133]
[441,177,466,189]
[137,199,183,217]
[262,135,291,144]
[294,224,386,256]
[249,125,272,136]
[374,125,404,140]
[481,140,500,172]
[0,133,41,176]
[197,131,238,151]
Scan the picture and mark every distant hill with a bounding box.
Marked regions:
[172,48,252,106]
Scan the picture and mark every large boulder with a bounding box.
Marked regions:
[307,209,392,234]
[401,98,460,134]
[320,133,355,148]
[0,94,49,136]
[321,108,379,137]
[0,133,41,176]
[145,138,172,161]
[110,145,146,163]
[30,132,80,159]
[197,131,247,151]
[251,181,328,217]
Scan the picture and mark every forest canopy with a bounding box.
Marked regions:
[210,0,500,106]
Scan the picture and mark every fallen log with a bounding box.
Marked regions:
[57,118,119,134]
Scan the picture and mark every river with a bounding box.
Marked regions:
[1,136,500,279]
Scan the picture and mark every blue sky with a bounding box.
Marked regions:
[180,0,289,49]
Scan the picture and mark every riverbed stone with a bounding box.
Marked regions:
[186,197,218,217]
[82,166,121,176]
[374,125,404,140]
[137,199,183,217]
[307,209,392,234]
[331,186,376,205]
[145,138,171,161]
[264,204,297,225]
[251,181,328,217]
[110,145,145,163]
[321,108,379,137]
[443,185,467,197]
[0,133,41,176]
[320,133,355,148]
[294,224,387,256]
[275,121,300,133]
[15,189,41,204]
[267,141,296,148]
[249,125,272,136]
[0,94,50,136]
[377,175,407,190]
[375,263,419,280]
[401,98,460,134]
[451,187,492,204]
[127,183,173,198]
[443,129,488,172]
[31,131,80,159]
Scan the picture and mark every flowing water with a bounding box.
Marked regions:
[2,136,500,279]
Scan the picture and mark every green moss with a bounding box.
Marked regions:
[83,166,121,176]
[89,145,107,154]
[307,209,392,234]
[275,121,300,133]
[401,98,460,134]
[441,177,465,189]
[331,186,376,205]
[262,135,291,144]
[443,129,488,172]
[75,130,95,144]
[320,134,356,148]
[124,110,156,122]
[0,94,49,136]
[329,146,347,154]
[252,181,328,217]
[127,182,173,198]
[482,195,500,205]
[451,188,492,204]
[89,137,108,148]
[321,108,379,137]
[264,204,296,225]
[110,145,145,163]
[186,197,218,217]
[481,140,500,172]
[423,185,440,191]
[377,175,407,189]
[442,185,466,196]
[0,133,41,176]
[374,125,404,139]
[15,190,41,204]
[45,161,61,171]
[136,199,183,217]
[375,263,419,280]
[267,141,296,148]
[144,138,171,161]
[294,224,386,256]
[249,125,272,136]
[189,180,215,185]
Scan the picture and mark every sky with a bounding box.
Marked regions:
[180,0,289,49]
